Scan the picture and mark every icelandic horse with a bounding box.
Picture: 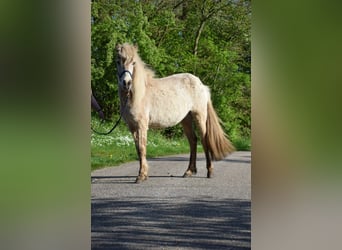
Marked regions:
[115,43,235,183]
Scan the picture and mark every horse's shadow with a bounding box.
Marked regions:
[149,154,250,164]
[91,174,207,184]
[91,153,250,184]
[147,156,194,162]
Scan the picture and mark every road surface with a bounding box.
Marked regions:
[91,151,251,249]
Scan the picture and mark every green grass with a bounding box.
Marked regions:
[91,117,250,171]
[91,118,197,171]
[232,136,251,151]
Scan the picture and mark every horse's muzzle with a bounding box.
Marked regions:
[122,79,132,92]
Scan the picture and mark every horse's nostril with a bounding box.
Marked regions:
[122,79,131,90]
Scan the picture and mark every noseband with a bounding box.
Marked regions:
[119,69,133,79]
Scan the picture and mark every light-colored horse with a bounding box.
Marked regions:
[116,43,235,183]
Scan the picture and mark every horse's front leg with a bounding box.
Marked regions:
[132,127,148,183]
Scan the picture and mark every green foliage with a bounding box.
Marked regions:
[91,0,251,139]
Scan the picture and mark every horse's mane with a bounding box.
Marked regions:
[119,43,155,81]
[117,43,155,103]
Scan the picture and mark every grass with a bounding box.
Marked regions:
[91,117,250,171]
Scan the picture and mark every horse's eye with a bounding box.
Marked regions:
[132,61,136,66]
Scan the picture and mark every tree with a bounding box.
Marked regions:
[91,0,251,139]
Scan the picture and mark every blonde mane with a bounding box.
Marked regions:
[119,43,155,104]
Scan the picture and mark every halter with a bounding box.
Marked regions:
[119,69,133,79]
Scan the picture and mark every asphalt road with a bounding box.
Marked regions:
[91,151,251,249]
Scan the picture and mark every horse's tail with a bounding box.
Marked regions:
[206,100,235,160]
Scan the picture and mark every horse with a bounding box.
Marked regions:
[115,43,235,183]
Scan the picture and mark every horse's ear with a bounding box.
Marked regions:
[133,44,139,51]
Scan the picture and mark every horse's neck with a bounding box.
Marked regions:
[131,76,147,106]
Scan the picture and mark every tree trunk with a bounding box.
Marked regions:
[193,20,206,56]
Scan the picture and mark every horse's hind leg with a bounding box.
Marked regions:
[181,112,198,177]
[194,113,213,178]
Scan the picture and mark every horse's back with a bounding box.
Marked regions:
[146,73,209,128]
[150,73,209,105]
[153,73,208,97]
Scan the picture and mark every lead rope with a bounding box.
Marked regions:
[91,97,128,136]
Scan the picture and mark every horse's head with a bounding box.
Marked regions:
[116,44,137,93]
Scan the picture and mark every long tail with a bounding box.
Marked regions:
[206,100,235,160]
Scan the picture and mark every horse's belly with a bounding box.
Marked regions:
[149,109,189,128]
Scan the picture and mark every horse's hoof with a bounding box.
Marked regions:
[183,169,196,178]
[183,172,191,178]
[207,169,213,178]
[135,175,147,183]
